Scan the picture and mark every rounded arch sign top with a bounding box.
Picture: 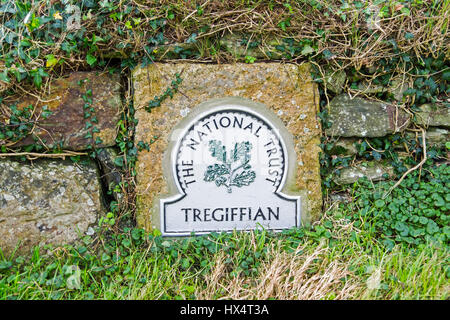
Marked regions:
[159,97,303,236]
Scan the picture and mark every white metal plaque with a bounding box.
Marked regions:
[159,98,301,236]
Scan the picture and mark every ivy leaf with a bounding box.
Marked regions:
[442,71,450,81]
[114,156,124,167]
[0,69,10,83]
[404,32,414,40]
[86,54,97,66]
[185,33,197,44]
[95,137,103,145]
[301,45,314,55]
[374,199,385,208]
[426,221,439,235]
[33,72,42,88]
[45,54,58,68]
[372,150,382,160]
[400,7,410,16]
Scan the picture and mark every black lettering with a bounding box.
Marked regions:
[187,138,199,151]
[243,121,253,133]
[267,147,277,157]
[197,130,207,141]
[212,118,219,130]
[181,167,194,178]
[212,208,224,221]
[239,207,246,221]
[230,207,238,221]
[219,116,231,128]
[268,158,280,167]
[181,208,191,222]
[233,116,243,128]
[264,138,275,147]
[254,125,262,137]
[268,207,280,220]
[202,121,212,132]
[204,208,211,222]
[193,209,201,221]
[254,208,266,220]
[184,179,196,188]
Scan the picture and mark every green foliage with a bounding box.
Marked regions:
[349,162,449,249]
[0,103,53,155]
[145,73,182,112]
[79,79,104,159]
[0,104,34,144]
[1,214,448,299]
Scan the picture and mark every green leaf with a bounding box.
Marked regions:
[400,7,410,16]
[374,199,385,208]
[45,54,58,68]
[114,156,124,167]
[404,32,414,40]
[161,241,172,248]
[301,45,314,55]
[32,71,43,88]
[419,217,428,225]
[442,71,450,81]
[0,70,10,83]
[86,54,97,66]
[0,261,12,270]
[426,221,439,234]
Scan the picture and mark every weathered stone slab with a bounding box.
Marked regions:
[415,104,449,128]
[330,138,359,156]
[333,162,394,185]
[0,158,103,255]
[132,63,322,232]
[325,94,410,137]
[402,127,449,149]
[355,78,409,101]
[323,69,346,94]
[219,34,284,60]
[8,71,122,151]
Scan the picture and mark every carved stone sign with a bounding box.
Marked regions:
[160,99,301,235]
[132,62,322,235]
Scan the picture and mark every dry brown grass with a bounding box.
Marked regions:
[197,241,361,300]
[1,1,448,91]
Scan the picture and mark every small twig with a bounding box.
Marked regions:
[383,128,427,199]
[364,138,385,153]
[0,151,87,160]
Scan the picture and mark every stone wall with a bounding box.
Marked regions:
[1,63,448,255]
[0,71,124,255]
[324,93,448,186]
